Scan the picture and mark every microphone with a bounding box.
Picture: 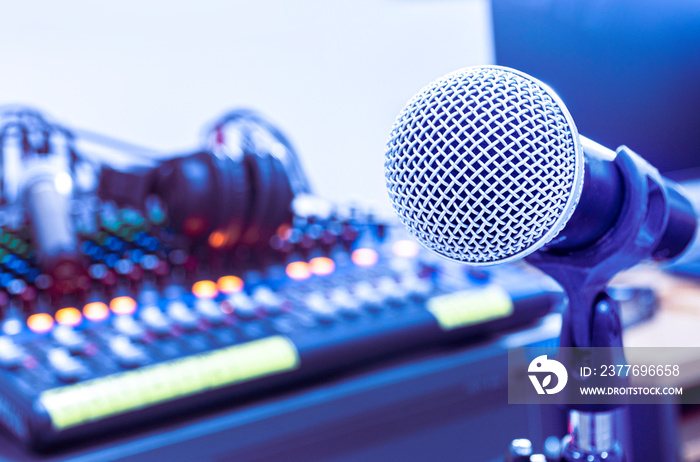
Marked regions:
[384,65,698,267]
[21,160,84,293]
[384,65,691,459]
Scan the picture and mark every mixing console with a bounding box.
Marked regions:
[0,201,558,449]
[0,107,561,452]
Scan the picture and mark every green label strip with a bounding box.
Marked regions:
[39,335,300,430]
[426,285,513,330]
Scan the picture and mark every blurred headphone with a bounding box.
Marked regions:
[98,109,307,249]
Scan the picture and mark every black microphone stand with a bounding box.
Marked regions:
[509,146,683,462]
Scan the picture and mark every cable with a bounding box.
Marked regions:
[70,127,167,162]
[0,107,89,203]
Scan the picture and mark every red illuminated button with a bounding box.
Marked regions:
[27,313,54,333]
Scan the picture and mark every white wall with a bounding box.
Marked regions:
[0,0,493,210]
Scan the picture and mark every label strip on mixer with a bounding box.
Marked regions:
[39,335,300,430]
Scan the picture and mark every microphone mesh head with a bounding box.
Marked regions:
[385,66,584,265]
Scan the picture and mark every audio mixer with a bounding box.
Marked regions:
[0,107,561,452]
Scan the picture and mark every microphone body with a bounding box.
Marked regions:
[542,138,697,263]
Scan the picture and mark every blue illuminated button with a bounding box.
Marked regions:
[10,259,30,275]
[113,315,145,339]
[181,332,212,352]
[26,268,40,283]
[305,292,337,324]
[270,316,297,334]
[228,292,257,320]
[328,288,361,318]
[195,299,223,324]
[52,326,86,354]
[400,275,432,301]
[0,336,26,369]
[166,301,198,330]
[140,306,171,335]
[47,348,89,383]
[252,286,284,315]
[1,254,17,267]
[82,241,95,255]
[353,281,384,312]
[0,273,12,287]
[108,336,148,368]
[376,277,408,305]
[209,328,236,346]
[105,236,124,253]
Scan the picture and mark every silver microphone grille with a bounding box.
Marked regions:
[385,66,584,265]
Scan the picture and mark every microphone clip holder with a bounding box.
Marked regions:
[522,146,676,461]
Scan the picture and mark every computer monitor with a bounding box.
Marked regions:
[492,0,700,179]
